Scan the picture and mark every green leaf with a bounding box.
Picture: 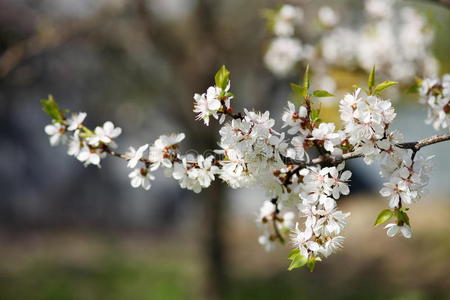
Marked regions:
[306,256,318,272]
[374,209,393,226]
[214,65,230,90]
[374,81,398,94]
[288,253,308,271]
[368,66,376,91]
[303,64,310,91]
[395,210,410,226]
[310,109,321,123]
[290,83,307,98]
[313,90,334,98]
[406,82,420,94]
[40,95,63,122]
[288,249,300,259]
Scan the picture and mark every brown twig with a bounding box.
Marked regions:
[270,198,285,244]
[283,133,450,168]
[396,134,450,152]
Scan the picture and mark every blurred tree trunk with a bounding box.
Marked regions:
[135,1,229,298]
[202,182,228,299]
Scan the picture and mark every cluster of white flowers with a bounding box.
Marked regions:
[193,83,232,126]
[45,111,121,167]
[43,100,221,192]
[288,164,351,261]
[264,5,313,77]
[43,64,447,271]
[338,85,435,238]
[419,74,450,131]
[257,200,294,251]
[171,154,219,193]
[378,150,433,238]
[216,109,287,189]
[321,1,437,83]
[123,133,221,193]
[339,88,396,164]
[264,1,438,85]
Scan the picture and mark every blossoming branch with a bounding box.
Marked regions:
[42,65,450,271]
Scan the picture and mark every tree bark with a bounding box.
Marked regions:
[201,182,228,300]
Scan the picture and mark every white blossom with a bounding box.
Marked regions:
[88,121,122,147]
[273,4,303,37]
[318,6,339,27]
[77,146,103,167]
[310,123,343,154]
[419,74,450,131]
[259,200,276,221]
[66,112,87,131]
[67,130,82,157]
[264,37,303,77]
[384,223,412,239]
[329,164,351,199]
[282,102,309,135]
[45,122,66,146]
[125,144,149,168]
[258,234,276,251]
[320,236,345,257]
[129,168,155,190]
[149,133,185,171]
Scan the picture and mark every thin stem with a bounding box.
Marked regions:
[270,198,285,244]
[285,133,450,168]
[396,134,450,152]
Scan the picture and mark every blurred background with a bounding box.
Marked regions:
[0,0,449,299]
